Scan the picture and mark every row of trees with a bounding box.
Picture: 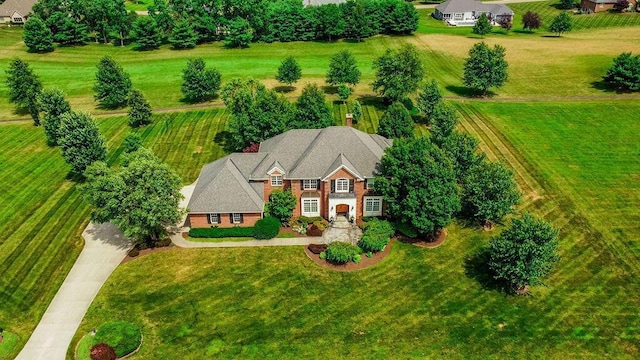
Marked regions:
[24,0,419,52]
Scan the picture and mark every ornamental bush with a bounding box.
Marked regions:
[358,219,394,253]
[254,216,281,239]
[93,322,141,358]
[90,343,117,360]
[325,241,360,264]
[189,227,256,238]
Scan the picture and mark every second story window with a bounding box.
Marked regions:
[271,175,283,186]
[336,178,349,192]
[303,179,319,190]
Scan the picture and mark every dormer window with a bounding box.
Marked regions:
[271,175,283,186]
[335,178,349,192]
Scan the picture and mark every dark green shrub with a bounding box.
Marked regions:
[299,216,324,223]
[358,219,394,253]
[189,227,255,238]
[325,241,361,264]
[394,222,418,238]
[93,322,141,358]
[254,216,281,239]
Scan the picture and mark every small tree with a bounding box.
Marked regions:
[372,44,425,102]
[276,56,302,88]
[128,89,152,127]
[463,42,509,96]
[23,16,54,53]
[374,137,460,237]
[181,58,222,102]
[131,16,162,50]
[39,88,71,146]
[603,52,640,91]
[170,20,198,49]
[123,132,143,153]
[351,100,363,122]
[58,111,107,176]
[498,17,512,32]
[377,102,414,139]
[266,189,297,225]
[430,102,459,145]
[463,160,521,227]
[522,11,542,32]
[416,80,443,123]
[94,56,132,109]
[5,58,42,126]
[337,84,351,103]
[614,0,630,11]
[224,17,253,48]
[326,50,361,87]
[561,0,574,10]
[472,13,492,37]
[549,12,573,37]
[295,84,333,129]
[488,213,559,292]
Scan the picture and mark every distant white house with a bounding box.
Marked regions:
[434,0,514,27]
[303,0,347,6]
[0,0,38,24]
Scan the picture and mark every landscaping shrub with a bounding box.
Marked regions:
[93,322,142,358]
[358,219,394,253]
[90,343,117,360]
[308,244,327,254]
[394,222,418,238]
[254,216,281,239]
[312,219,330,231]
[325,241,361,264]
[307,224,323,237]
[319,251,327,260]
[298,216,324,224]
[189,227,255,238]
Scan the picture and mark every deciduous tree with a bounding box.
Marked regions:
[326,50,361,87]
[337,84,351,103]
[463,42,509,95]
[58,111,107,176]
[39,87,71,146]
[266,189,297,225]
[276,56,302,88]
[81,148,184,246]
[439,131,485,182]
[23,16,54,53]
[351,100,363,122]
[522,11,542,32]
[488,213,559,292]
[549,12,572,37]
[181,58,222,102]
[94,56,131,109]
[5,58,42,126]
[377,102,414,139]
[416,80,443,123]
[430,102,459,145]
[128,89,152,127]
[472,13,492,37]
[122,132,143,153]
[374,137,460,237]
[295,84,334,129]
[372,44,424,102]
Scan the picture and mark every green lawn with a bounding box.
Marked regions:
[124,0,152,12]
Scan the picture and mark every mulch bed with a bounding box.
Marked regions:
[304,239,395,272]
[397,228,447,248]
[121,245,176,264]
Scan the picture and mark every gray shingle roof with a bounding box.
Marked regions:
[303,0,346,6]
[188,127,392,214]
[0,0,38,17]
[436,0,513,15]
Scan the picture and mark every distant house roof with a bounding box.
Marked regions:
[188,127,393,214]
[435,0,514,15]
[0,0,38,18]
[303,0,346,6]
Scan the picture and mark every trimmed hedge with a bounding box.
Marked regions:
[254,216,281,239]
[325,241,361,264]
[358,219,394,253]
[189,227,255,238]
[93,322,141,358]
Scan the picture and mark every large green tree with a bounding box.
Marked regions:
[128,89,152,127]
[429,102,459,145]
[372,44,425,102]
[463,42,509,96]
[39,88,71,146]
[603,52,640,91]
[549,11,572,36]
[472,13,492,37]
[54,17,88,45]
[326,50,361,87]
[266,189,297,225]
[377,102,414,139]
[488,213,559,292]
[23,16,54,53]
[276,56,302,88]
[94,55,132,109]
[5,58,42,126]
[295,84,334,129]
[131,16,162,50]
[58,111,107,176]
[170,20,198,49]
[416,80,443,123]
[439,131,485,182]
[81,148,184,246]
[374,137,460,237]
[181,58,222,102]
[463,160,521,227]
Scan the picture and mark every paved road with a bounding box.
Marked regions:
[16,223,131,360]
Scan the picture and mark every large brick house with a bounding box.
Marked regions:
[188,127,392,228]
[580,0,637,12]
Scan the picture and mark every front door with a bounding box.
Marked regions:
[336,204,349,216]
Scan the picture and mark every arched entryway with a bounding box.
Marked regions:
[336,204,349,216]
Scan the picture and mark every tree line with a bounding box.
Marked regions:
[24,0,419,53]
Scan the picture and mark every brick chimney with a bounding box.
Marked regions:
[345,113,353,127]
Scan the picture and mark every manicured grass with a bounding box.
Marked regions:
[75,333,92,360]
[124,0,151,12]
[0,332,19,359]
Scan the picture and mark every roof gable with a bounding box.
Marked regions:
[0,0,37,17]
[322,153,363,180]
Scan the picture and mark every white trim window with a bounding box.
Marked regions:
[364,196,383,217]
[303,179,319,190]
[302,198,320,217]
[232,213,242,224]
[336,178,349,193]
[365,178,374,189]
[207,213,220,224]
[271,175,283,186]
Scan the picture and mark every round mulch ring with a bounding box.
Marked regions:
[304,239,395,272]
[121,245,176,264]
[399,228,447,248]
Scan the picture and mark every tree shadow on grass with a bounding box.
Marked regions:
[356,95,387,111]
[179,95,218,105]
[464,246,512,295]
[445,85,495,98]
[213,130,236,153]
[322,85,338,95]
[590,80,631,94]
[274,85,295,94]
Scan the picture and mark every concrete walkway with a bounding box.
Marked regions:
[16,223,131,360]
